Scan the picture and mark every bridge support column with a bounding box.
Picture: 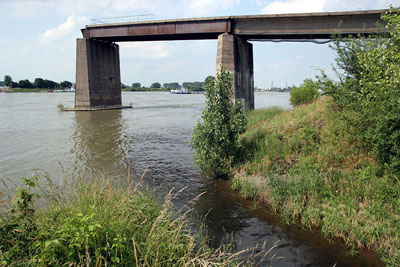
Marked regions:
[216,33,254,110]
[74,38,125,110]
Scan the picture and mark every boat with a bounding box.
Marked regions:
[170,88,191,94]
[55,88,76,92]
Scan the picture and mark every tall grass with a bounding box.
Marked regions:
[0,173,262,266]
[233,97,400,265]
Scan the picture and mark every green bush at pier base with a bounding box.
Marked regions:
[191,68,247,179]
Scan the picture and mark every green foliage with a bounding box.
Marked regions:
[0,176,40,265]
[183,81,204,91]
[120,82,127,89]
[150,82,161,89]
[191,68,247,179]
[233,98,400,264]
[3,75,12,87]
[163,82,180,89]
[321,8,400,174]
[289,79,320,106]
[0,175,246,266]
[60,80,72,89]
[204,75,214,86]
[131,82,141,88]
[18,79,34,89]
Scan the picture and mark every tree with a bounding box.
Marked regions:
[289,79,320,106]
[163,82,180,89]
[4,75,12,87]
[60,81,72,89]
[18,79,33,88]
[131,83,141,88]
[320,7,400,173]
[33,78,45,88]
[150,82,161,89]
[204,75,214,86]
[191,68,247,179]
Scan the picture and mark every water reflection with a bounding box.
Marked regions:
[72,110,128,177]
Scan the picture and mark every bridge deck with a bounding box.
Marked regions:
[82,9,387,42]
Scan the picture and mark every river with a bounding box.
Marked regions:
[0,91,381,266]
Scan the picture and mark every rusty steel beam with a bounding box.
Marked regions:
[233,10,386,40]
[81,9,388,42]
[82,19,231,41]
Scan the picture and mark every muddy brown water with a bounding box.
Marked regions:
[0,91,383,266]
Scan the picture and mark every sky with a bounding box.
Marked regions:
[0,0,399,88]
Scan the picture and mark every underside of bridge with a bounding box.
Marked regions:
[74,10,386,111]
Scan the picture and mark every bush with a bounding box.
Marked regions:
[289,79,320,107]
[0,175,245,265]
[191,68,247,179]
[321,7,400,173]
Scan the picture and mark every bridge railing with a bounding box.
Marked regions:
[90,14,156,25]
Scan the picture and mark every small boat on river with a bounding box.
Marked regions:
[170,88,191,94]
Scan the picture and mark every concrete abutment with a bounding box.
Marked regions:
[216,33,254,110]
[75,38,126,110]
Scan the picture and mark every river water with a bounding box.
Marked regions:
[0,92,382,266]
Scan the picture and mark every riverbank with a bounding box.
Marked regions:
[1,88,62,93]
[232,97,400,265]
[0,175,247,265]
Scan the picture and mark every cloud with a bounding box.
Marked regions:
[262,0,324,14]
[183,0,240,16]
[119,42,175,59]
[268,59,296,69]
[41,15,89,43]
[261,0,396,14]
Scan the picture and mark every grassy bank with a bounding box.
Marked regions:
[232,97,400,265]
[9,88,48,92]
[0,176,248,266]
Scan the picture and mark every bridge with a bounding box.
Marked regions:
[73,9,387,111]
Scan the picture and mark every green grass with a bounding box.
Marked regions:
[232,97,400,265]
[10,88,48,92]
[0,175,256,266]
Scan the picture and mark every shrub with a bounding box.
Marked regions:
[0,175,246,265]
[289,79,320,107]
[191,68,247,179]
[321,7,400,173]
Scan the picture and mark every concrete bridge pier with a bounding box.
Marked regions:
[71,38,130,111]
[216,33,254,110]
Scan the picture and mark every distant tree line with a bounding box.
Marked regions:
[123,76,215,92]
[3,75,72,89]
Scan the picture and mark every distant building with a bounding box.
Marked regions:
[0,81,4,88]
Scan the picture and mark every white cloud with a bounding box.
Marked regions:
[268,59,296,69]
[183,0,240,16]
[262,0,324,14]
[261,0,397,14]
[120,42,174,59]
[41,15,89,42]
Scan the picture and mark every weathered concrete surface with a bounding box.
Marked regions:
[216,33,254,110]
[75,38,122,108]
